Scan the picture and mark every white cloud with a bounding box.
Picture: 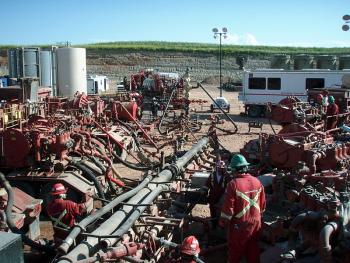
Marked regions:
[245,33,259,45]
[223,33,259,45]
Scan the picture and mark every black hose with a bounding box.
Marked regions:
[112,151,160,171]
[88,156,118,193]
[69,161,107,201]
[88,156,106,173]
[115,119,155,162]
[158,89,177,135]
[0,172,54,253]
[93,135,160,171]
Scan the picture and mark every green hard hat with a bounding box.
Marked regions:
[230,154,250,170]
[328,95,335,104]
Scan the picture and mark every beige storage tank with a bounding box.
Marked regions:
[339,55,350,70]
[56,47,87,97]
[315,55,337,70]
[270,55,291,69]
[293,54,314,70]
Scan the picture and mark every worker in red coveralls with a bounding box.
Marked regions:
[207,159,230,229]
[219,154,266,263]
[46,183,92,245]
[326,95,339,130]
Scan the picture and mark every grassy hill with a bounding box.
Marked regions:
[1,41,349,57]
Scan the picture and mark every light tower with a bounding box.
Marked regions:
[212,27,228,97]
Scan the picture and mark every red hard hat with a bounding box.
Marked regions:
[51,183,67,195]
[316,94,323,102]
[181,236,200,255]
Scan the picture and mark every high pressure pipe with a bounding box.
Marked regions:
[319,221,339,263]
[57,137,209,262]
[58,174,154,254]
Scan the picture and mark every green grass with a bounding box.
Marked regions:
[1,41,350,57]
[79,41,350,57]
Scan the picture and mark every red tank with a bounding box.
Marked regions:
[1,128,31,167]
[116,102,139,121]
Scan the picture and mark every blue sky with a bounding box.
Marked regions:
[2,0,350,47]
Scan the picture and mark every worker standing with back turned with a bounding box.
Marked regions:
[219,154,266,263]
[326,95,339,130]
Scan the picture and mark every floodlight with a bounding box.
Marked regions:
[343,24,350,31]
[222,27,228,33]
[343,15,350,21]
[212,28,218,33]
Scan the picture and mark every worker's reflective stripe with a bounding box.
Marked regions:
[235,188,262,219]
[220,212,232,221]
[50,209,70,229]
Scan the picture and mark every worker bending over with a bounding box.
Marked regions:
[46,183,92,245]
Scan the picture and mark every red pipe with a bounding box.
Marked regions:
[92,119,140,162]
[116,102,158,149]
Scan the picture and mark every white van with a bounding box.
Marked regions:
[238,69,350,117]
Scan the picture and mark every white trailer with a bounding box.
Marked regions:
[87,75,109,94]
[238,69,350,117]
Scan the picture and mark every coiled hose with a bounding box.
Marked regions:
[0,172,54,253]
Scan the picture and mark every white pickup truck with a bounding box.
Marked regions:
[210,97,230,113]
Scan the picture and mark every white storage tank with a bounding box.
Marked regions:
[40,50,52,87]
[56,47,87,97]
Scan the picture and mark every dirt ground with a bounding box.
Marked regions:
[28,85,283,263]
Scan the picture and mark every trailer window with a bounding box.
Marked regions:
[267,78,281,90]
[248,78,266,89]
[306,78,325,90]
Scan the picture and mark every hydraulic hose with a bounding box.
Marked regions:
[197,82,238,134]
[69,161,106,201]
[88,156,107,173]
[93,135,160,171]
[111,151,160,171]
[158,89,177,135]
[0,172,54,253]
[85,156,118,192]
[58,174,154,254]
[116,119,157,162]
